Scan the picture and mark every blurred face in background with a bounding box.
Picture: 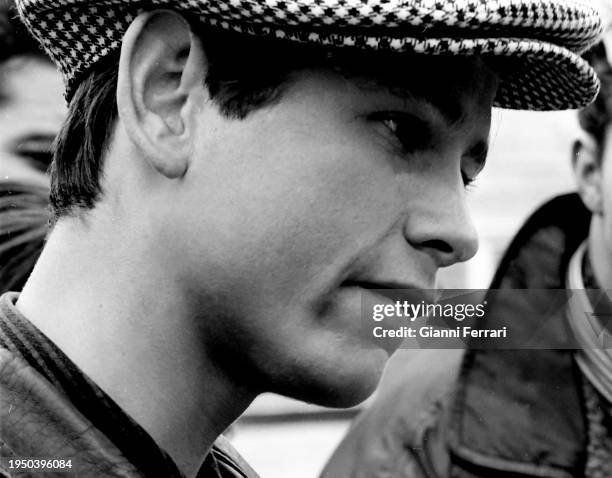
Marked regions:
[573,38,612,288]
[0,55,65,186]
[580,126,612,288]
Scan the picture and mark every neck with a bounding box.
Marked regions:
[16,214,254,478]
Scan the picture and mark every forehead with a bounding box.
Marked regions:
[338,54,499,123]
[208,33,498,102]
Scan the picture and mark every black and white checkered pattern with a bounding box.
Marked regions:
[16,0,603,110]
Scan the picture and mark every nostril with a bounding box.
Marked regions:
[421,239,453,254]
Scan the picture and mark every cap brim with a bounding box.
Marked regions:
[484,40,599,111]
[241,26,600,111]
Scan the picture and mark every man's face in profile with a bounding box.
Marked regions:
[160,54,498,407]
[0,56,65,184]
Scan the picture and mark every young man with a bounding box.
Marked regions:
[321,28,612,478]
[0,0,603,477]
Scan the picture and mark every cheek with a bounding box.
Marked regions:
[182,125,399,299]
[248,152,394,286]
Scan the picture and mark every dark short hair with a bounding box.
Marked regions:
[578,41,612,161]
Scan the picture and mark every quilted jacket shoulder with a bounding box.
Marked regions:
[0,347,143,477]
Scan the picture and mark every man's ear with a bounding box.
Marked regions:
[116,10,207,178]
[572,135,603,215]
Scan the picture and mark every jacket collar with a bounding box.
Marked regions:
[447,193,592,478]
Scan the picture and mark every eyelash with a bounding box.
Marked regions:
[375,113,478,189]
[462,171,477,189]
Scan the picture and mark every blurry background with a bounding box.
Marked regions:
[230,108,582,478]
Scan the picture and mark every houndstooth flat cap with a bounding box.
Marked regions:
[16,0,604,111]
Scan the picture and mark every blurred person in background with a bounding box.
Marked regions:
[0,0,63,185]
[0,181,48,292]
[0,0,64,292]
[321,30,612,478]
[0,0,602,476]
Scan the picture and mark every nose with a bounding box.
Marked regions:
[403,187,479,268]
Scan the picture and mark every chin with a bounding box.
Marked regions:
[313,377,381,408]
[272,347,389,408]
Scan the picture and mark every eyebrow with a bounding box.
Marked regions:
[376,80,466,126]
[413,95,491,171]
[422,93,466,126]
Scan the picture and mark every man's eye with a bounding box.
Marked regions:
[374,113,432,154]
[461,142,488,190]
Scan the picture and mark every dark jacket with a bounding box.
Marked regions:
[321,193,592,478]
[0,292,258,478]
[0,345,257,478]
